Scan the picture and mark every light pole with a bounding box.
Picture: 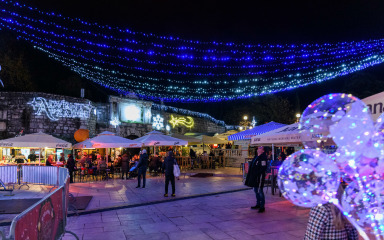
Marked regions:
[296,113,301,123]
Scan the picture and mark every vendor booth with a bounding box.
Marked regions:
[135,131,191,168]
[72,131,142,162]
[0,132,72,165]
[228,121,286,158]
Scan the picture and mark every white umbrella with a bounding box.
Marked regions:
[0,132,72,164]
[168,133,202,144]
[135,131,188,146]
[73,132,142,149]
[0,132,71,148]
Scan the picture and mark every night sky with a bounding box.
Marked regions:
[12,0,384,122]
[26,0,384,42]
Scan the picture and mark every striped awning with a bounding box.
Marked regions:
[228,121,287,141]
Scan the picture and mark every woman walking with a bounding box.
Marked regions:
[163,150,176,197]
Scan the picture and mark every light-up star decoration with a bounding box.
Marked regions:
[251,116,257,127]
[110,117,121,128]
[169,115,194,129]
[278,93,384,240]
[152,114,164,130]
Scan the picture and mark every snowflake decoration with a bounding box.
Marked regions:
[152,114,164,130]
[110,117,121,128]
[251,116,257,127]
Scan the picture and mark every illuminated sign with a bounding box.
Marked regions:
[120,103,142,122]
[110,117,121,128]
[27,97,94,121]
[169,115,194,129]
[152,114,164,130]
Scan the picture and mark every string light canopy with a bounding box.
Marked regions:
[1,0,384,102]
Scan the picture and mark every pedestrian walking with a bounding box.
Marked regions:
[136,149,148,188]
[163,150,176,197]
[245,146,268,213]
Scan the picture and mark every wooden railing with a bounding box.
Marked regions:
[212,149,242,157]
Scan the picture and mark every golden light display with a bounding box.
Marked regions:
[169,115,194,129]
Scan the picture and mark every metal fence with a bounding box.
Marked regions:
[22,166,59,185]
[0,166,17,185]
[0,166,77,240]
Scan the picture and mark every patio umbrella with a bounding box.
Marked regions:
[196,135,227,145]
[0,132,72,163]
[0,132,71,148]
[168,133,202,145]
[73,131,142,149]
[135,131,188,146]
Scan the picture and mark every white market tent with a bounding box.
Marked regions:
[362,91,384,121]
[250,122,327,146]
[196,135,227,145]
[228,121,287,141]
[0,132,72,163]
[168,133,202,144]
[73,131,142,149]
[135,131,188,146]
[0,132,72,148]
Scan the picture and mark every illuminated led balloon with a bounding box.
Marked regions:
[342,180,384,235]
[372,113,384,155]
[278,149,340,207]
[299,93,374,156]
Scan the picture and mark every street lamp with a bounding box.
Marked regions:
[243,115,248,121]
[296,113,301,122]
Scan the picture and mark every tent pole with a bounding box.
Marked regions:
[272,144,275,160]
[39,148,41,165]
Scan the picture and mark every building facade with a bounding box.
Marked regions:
[0,92,226,142]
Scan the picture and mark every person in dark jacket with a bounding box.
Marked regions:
[162,151,176,197]
[121,153,130,179]
[136,149,148,188]
[66,154,75,183]
[46,155,54,166]
[245,146,268,213]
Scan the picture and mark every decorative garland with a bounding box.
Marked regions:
[1,0,384,101]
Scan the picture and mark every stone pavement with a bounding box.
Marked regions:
[1,167,313,240]
[68,175,246,211]
[63,189,310,240]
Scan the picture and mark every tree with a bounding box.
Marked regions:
[249,95,295,124]
[0,33,35,91]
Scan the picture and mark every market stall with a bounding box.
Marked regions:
[72,131,142,162]
[135,131,189,167]
[0,132,72,165]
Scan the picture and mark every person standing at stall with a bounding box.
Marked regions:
[245,146,268,213]
[28,151,37,162]
[136,149,148,188]
[163,150,176,197]
[66,154,75,183]
[121,153,130,180]
[46,155,54,166]
[58,153,66,165]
